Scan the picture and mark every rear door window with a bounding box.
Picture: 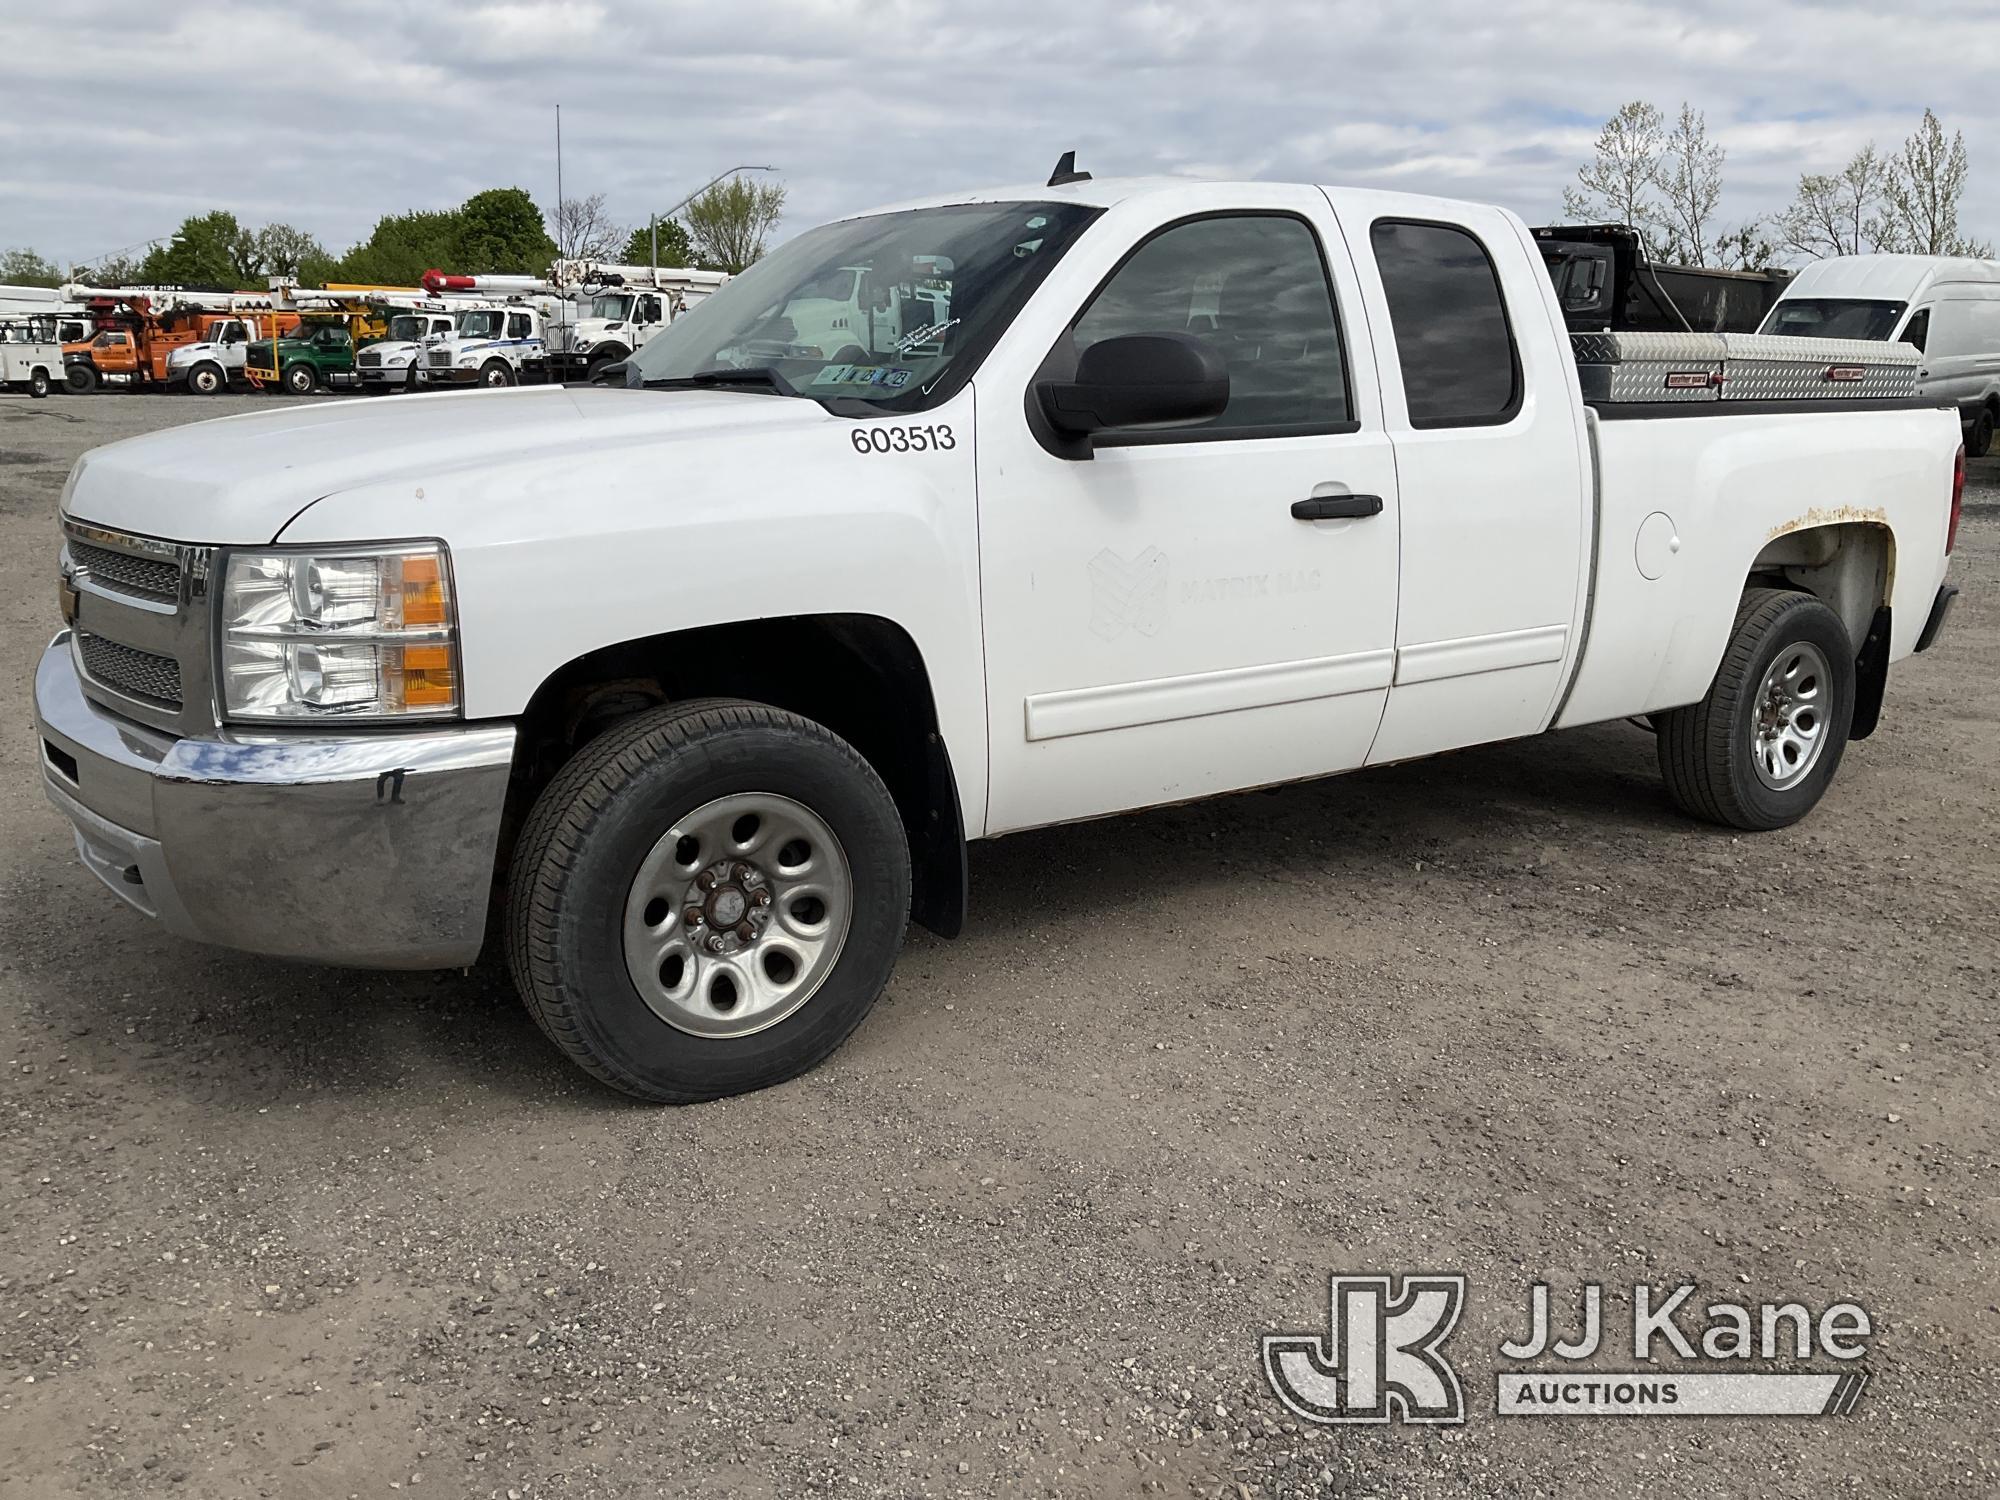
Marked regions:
[1370,220,1521,428]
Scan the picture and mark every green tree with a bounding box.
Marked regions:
[72,251,145,286]
[140,210,263,286]
[1,247,64,286]
[683,176,787,273]
[255,223,334,281]
[336,208,464,284]
[619,217,699,268]
[452,187,558,273]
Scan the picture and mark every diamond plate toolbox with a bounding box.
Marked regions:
[1571,332,1727,403]
[1717,333,1919,401]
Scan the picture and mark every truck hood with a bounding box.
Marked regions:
[61,385,833,544]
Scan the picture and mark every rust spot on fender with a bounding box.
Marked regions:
[1764,505,1889,542]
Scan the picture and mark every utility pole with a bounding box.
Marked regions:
[645,165,778,268]
[555,104,565,256]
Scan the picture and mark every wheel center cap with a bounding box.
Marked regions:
[708,887,748,927]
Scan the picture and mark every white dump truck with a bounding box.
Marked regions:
[34,167,1964,1105]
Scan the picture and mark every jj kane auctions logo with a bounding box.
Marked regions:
[1263,1276,1873,1424]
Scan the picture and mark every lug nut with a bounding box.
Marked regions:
[684,908,705,928]
[706,935,725,953]
[733,863,754,882]
[736,922,757,942]
[752,889,771,907]
[697,870,717,891]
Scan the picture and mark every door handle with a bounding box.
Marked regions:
[1291,494,1384,521]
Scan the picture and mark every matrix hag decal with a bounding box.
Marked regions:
[1263,1275,1466,1425]
[1086,546,1169,641]
[1263,1277,1873,1424]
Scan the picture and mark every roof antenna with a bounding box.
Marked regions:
[1047,150,1092,187]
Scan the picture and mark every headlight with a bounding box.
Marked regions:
[218,543,459,720]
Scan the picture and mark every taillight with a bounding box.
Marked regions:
[1947,444,1965,554]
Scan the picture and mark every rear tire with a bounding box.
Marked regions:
[65,363,97,394]
[29,368,50,398]
[1656,588,1855,831]
[506,699,911,1103]
[1968,406,1995,459]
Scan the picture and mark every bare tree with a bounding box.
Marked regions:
[1779,145,1895,259]
[683,176,788,273]
[1709,223,1780,271]
[553,192,625,264]
[1562,101,1669,254]
[1883,109,1992,256]
[1655,105,1726,266]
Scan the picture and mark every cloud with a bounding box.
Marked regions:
[0,0,1994,267]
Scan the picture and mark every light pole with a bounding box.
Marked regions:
[651,164,777,266]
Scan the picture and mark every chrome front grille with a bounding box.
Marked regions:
[359,350,382,367]
[62,520,214,734]
[78,632,183,708]
[428,348,453,367]
[70,539,181,602]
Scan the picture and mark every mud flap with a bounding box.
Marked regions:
[1850,605,1891,741]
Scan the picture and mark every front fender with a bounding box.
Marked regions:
[276,386,992,835]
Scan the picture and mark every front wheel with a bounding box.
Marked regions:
[29,368,50,398]
[506,700,912,1103]
[65,363,97,394]
[1656,588,1856,831]
[187,361,225,395]
[479,359,514,388]
[282,362,316,394]
[1968,407,1995,460]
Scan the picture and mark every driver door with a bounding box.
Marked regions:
[975,189,1401,833]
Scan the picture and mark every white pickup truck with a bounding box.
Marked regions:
[34,172,1964,1104]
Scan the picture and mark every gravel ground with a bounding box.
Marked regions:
[2,392,1995,1499]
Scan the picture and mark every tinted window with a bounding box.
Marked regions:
[1899,307,1930,352]
[507,312,531,339]
[1370,220,1520,427]
[1072,214,1349,435]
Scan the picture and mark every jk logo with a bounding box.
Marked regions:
[1263,1274,1467,1425]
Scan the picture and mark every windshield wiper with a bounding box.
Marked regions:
[644,365,801,397]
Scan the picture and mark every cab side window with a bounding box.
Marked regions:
[1070,214,1351,438]
[638,295,661,324]
[507,312,532,339]
[1370,219,1521,428]
[1900,308,1930,352]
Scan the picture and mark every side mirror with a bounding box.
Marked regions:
[1037,332,1228,437]
[590,359,630,386]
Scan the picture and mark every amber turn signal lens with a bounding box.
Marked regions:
[398,644,456,709]
[397,554,449,628]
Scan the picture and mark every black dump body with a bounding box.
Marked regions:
[1533,225,1793,334]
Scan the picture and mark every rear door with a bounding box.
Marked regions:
[1331,192,1592,764]
[976,186,1401,833]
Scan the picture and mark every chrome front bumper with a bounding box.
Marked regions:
[32,632,517,969]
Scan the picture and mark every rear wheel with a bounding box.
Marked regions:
[28,368,50,398]
[1968,406,1995,460]
[65,363,97,394]
[187,361,225,395]
[506,699,911,1103]
[479,359,514,388]
[282,362,316,394]
[1657,588,1855,831]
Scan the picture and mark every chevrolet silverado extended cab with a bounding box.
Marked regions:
[34,174,1965,1103]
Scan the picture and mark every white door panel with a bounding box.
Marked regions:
[975,187,1401,834]
[1324,192,1593,762]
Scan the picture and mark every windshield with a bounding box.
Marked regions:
[387,314,429,341]
[456,310,505,338]
[588,293,632,320]
[1760,298,1907,341]
[626,201,1100,407]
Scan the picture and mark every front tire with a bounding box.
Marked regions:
[479,359,514,388]
[1968,406,1995,460]
[187,361,225,395]
[506,700,911,1103]
[283,362,316,394]
[1656,588,1855,831]
[65,363,97,394]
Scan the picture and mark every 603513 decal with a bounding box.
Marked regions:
[850,423,955,455]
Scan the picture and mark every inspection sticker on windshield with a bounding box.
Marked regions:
[812,364,912,390]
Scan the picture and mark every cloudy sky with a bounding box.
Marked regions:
[4,0,1997,269]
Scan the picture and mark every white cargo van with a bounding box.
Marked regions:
[1761,254,2000,454]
